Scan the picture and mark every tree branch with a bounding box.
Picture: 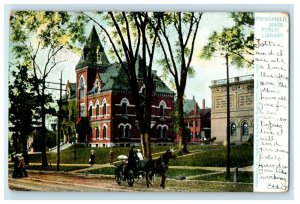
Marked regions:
[183,12,195,48]
[186,14,202,69]
[109,12,131,63]
[122,12,134,60]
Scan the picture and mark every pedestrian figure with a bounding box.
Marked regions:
[109,148,115,165]
[124,145,136,180]
[89,150,95,165]
[12,153,27,178]
[12,154,19,178]
[18,154,28,177]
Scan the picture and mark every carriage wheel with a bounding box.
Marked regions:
[114,168,122,185]
[127,170,134,187]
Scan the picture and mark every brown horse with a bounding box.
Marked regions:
[145,148,176,188]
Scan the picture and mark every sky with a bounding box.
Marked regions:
[46,12,254,108]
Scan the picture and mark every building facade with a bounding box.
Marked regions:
[175,97,211,143]
[65,26,175,147]
[210,75,254,145]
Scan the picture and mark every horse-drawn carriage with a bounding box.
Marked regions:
[113,148,176,188]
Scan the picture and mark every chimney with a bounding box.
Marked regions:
[194,101,198,115]
[202,98,205,109]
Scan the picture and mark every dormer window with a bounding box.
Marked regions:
[95,80,100,93]
[96,46,102,64]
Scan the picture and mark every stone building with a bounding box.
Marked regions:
[65,26,175,147]
[210,75,254,145]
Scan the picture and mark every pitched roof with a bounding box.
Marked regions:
[75,26,110,70]
[183,99,196,114]
[76,27,174,97]
[85,62,174,96]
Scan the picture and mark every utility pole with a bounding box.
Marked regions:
[225,53,231,181]
[57,71,63,171]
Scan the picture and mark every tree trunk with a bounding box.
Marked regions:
[41,87,48,167]
[177,91,188,153]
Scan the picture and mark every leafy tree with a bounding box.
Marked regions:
[10,11,86,167]
[155,12,203,153]
[200,12,254,180]
[82,12,161,159]
[9,64,38,164]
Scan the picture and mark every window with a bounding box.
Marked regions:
[103,126,107,139]
[89,104,92,118]
[119,125,124,138]
[230,122,237,136]
[160,105,165,117]
[125,126,130,138]
[96,46,102,64]
[103,100,107,115]
[80,77,84,99]
[80,103,85,117]
[162,127,168,138]
[96,127,99,140]
[190,132,193,139]
[96,103,100,117]
[157,126,162,138]
[190,121,194,127]
[196,120,200,127]
[95,80,99,93]
[122,102,127,115]
[242,122,249,136]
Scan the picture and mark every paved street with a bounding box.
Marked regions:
[8,164,253,192]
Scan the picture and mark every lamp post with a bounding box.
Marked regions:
[225,52,231,181]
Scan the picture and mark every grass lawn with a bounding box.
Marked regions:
[166,168,213,179]
[26,144,253,169]
[169,145,253,167]
[193,171,253,183]
[27,144,211,164]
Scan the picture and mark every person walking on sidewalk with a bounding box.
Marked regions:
[109,148,115,165]
[89,150,95,165]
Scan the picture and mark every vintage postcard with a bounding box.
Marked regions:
[7,10,289,193]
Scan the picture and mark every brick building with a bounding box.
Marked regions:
[65,26,175,147]
[210,75,254,145]
[180,97,211,143]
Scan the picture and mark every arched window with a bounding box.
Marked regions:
[96,102,100,117]
[80,103,85,117]
[122,102,128,115]
[89,104,93,119]
[159,101,166,117]
[119,125,124,138]
[230,122,237,136]
[162,126,168,138]
[103,99,107,115]
[157,126,162,138]
[95,80,99,93]
[125,126,130,138]
[242,122,249,136]
[79,77,84,99]
[103,126,107,139]
[96,127,99,140]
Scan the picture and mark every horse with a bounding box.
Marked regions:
[144,148,176,189]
